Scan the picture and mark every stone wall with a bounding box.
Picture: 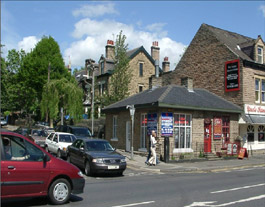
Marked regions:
[162,24,244,108]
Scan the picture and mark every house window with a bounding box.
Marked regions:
[257,46,263,64]
[255,78,265,103]
[261,79,265,103]
[139,63,143,77]
[101,61,104,74]
[99,83,105,96]
[140,114,147,148]
[173,114,192,149]
[247,125,254,142]
[255,78,260,103]
[222,117,230,143]
[113,116,118,138]
[258,125,265,142]
[139,85,143,93]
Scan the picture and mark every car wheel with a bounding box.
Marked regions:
[84,161,92,176]
[57,150,61,158]
[48,178,71,205]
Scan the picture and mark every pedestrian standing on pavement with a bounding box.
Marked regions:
[147,130,157,166]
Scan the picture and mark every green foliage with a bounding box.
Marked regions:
[40,78,83,122]
[103,31,131,106]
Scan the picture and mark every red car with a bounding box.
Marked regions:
[1,130,85,205]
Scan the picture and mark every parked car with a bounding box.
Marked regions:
[45,132,76,158]
[1,130,85,205]
[56,125,92,139]
[28,128,48,148]
[1,117,7,126]
[67,139,126,176]
[35,121,49,128]
[14,127,31,137]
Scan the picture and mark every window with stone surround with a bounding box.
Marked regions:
[139,62,143,77]
[173,114,192,150]
[255,77,265,103]
[257,46,263,64]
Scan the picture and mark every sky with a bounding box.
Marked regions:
[1,1,265,70]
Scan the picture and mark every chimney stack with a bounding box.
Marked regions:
[105,40,115,60]
[162,57,170,72]
[151,41,160,61]
[181,77,194,92]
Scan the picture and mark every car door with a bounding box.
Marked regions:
[1,134,51,197]
[69,139,83,167]
[51,134,59,154]
[45,133,54,151]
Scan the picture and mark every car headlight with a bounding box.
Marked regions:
[121,158,126,163]
[78,171,84,178]
[92,158,104,164]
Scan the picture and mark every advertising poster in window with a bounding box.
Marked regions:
[147,113,157,135]
[214,117,222,139]
[225,59,240,92]
[161,112,173,136]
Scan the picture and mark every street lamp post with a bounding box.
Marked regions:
[126,105,135,160]
[87,59,96,136]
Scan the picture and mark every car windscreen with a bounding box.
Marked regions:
[86,141,114,151]
[72,128,91,137]
[59,135,76,143]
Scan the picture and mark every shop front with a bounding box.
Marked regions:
[239,104,265,152]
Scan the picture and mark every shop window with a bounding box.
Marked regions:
[258,125,265,142]
[247,125,254,142]
[113,116,118,139]
[222,117,230,143]
[173,114,192,149]
[140,114,147,148]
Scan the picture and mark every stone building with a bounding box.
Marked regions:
[102,80,242,160]
[159,23,265,153]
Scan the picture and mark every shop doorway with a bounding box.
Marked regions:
[204,121,212,153]
[126,121,131,152]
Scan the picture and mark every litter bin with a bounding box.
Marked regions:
[164,136,169,163]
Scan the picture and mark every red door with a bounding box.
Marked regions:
[204,123,212,153]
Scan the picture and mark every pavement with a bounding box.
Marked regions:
[117,149,265,174]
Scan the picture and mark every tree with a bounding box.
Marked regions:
[40,78,83,127]
[102,31,131,106]
[19,36,72,117]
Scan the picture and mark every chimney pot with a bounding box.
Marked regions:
[164,57,168,61]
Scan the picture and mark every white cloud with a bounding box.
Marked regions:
[259,5,265,18]
[65,18,186,70]
[18,36,40,53]
[72,3,118,18]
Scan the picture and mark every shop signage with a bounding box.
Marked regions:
[227,143,238,155]
[245,104,265,115]
[238,148,248,159]
[147,113,157,135]
[225,59,240,92]
[161,112,173,136]
[213,117,222,139]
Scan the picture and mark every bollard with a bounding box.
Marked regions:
[164,136,169,163]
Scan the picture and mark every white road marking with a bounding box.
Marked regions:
[211,183,265,194]
[184,195,265,207]
[112,201,155,207]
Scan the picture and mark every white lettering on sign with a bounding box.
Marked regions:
[245,104,265,115]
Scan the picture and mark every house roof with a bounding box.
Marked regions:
[102,85,242,114]
[203,24,257,62]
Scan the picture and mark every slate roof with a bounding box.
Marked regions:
[102,85,242,113]
[203,24,256,62]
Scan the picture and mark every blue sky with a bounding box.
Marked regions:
[1,1,265,70]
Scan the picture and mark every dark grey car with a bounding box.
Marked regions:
[67,139,126,176]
